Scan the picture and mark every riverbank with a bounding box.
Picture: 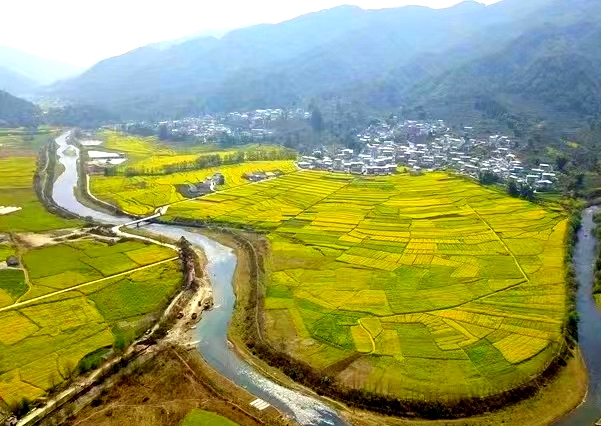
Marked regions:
[107,209,587,424]
[55,131,343,425]
[15,134,234,425]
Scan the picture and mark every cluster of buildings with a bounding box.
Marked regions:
[119,108,309,142]
[226,108,309,123]
[177,172,225,198]
[298,145,398,175]
[298,120,558,192]
[243,170,284,182]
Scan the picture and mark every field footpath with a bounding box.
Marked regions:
[0,256,179,313]
[358,319,376,354]
[466,203,531,282]
[9,233,33,303]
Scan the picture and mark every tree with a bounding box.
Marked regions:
[84,216,94,227]
[555,155,569,172]
[114,329,133,353]
[478,170,499,185]
[519,183,535,202]
[310,108,323,133]
[566,310,579,343]
[11,398,31,417]
[507,180,519,197]
[158,124,169,141]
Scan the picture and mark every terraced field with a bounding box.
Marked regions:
[91,161,297,216]
[166,171,568,399]
[0,239,181,405]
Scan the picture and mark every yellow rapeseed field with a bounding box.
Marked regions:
[167,171,568,399]
[91,161,297,215]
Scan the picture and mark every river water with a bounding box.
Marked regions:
[51,133,601,426]
[51,133,346,426]
[554,206,601,426]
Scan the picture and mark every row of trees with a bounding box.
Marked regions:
[477,170,536,201]
[105,147,297,177]
[594,211,601,296]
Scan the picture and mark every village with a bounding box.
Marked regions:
[114,111,559,193]
[118,108,310,142]
[298,119,558,192]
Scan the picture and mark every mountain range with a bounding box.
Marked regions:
[39,0,601,126]
[0,46,80,96]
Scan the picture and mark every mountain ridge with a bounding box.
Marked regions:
[49,0,600,127]
[0,45,81,96]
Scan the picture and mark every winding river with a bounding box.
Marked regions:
[51,133,601,426]
[52,133,346,426]
[554,206,601,426]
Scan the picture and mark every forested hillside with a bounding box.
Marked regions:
[49,1,556,118]
[393,11,601,127]
[47,0,601,136]
[0,67,38,96]
[0,90,40,127]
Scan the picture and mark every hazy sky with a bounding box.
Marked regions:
[1,0,501,68]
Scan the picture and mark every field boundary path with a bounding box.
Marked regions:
[358,319,376,354]
[466,203,531,282]
[0,257,179,313]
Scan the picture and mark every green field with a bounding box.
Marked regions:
[0,127,57,151]
[0,156,76,232]
[16,239,177,303]
[0,243,16,261]
[180,409,239,426]
[0,239,181,405]
[90,160,298,216]
[0,129,77,233]
[167,171,567,399]
[0,269,27,303]
[100,130,175,158]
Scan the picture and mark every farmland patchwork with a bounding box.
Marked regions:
[167,171,567,399]
[0,240,180,405]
